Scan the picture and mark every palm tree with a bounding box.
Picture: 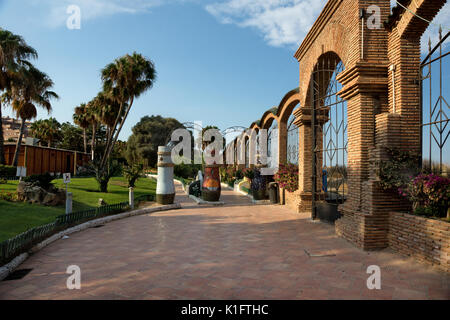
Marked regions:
[94,92,126,143]
[30,119,46,146]
[86,99,101,161]
[3,64,58,166]
[41,118,60,148]
[0,29,37,164]
[73,103,89,153]
[100,52,156,168]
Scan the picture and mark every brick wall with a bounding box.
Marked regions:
[389,212,450,272]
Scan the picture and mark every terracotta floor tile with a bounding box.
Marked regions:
[0,185,448,300]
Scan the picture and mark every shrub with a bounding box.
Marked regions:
[123,163,144,188]
[24,173,55,190]
[242,168,255,180]
[235,168,243,180]
[0,178,7,184]
[0,165,16,177]
[274,163,299,193]
[174,163,202,179]
[0,192,17,202]
[76,165,95,177]
[375,147,420,191]
[219,166,237,184]
[403,173,450,218]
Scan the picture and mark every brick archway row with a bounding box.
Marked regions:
[228,0,446,253]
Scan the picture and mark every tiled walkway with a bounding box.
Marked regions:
[0,183,449,300]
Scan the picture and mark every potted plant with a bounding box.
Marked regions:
[251,168,267,200]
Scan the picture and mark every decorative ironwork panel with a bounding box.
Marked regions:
[287,113,299,164]
[312,55,348,215]
[267,121,278,169]
[421,29,449,175]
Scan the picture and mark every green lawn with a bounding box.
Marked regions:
[0,176,156,242]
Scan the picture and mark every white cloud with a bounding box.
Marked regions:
[420,3,450,53]
[207,0,449,50]
[205,0,327,48]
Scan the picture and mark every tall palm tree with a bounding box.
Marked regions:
[86,99,100,161]
[73,103,89,153]
[3,64,58,166]
[100,52,156,168]
[0,29,37,164]
[94,92,126,144]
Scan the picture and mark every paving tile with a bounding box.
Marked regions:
[0,185,448,300]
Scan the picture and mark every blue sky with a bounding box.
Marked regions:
[0,0,448,145]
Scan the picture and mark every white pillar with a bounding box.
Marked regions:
[66,192,73,215]
[156,146,175,204]
[129,187,135,210]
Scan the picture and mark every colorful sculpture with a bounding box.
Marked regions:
[202,165,221,202]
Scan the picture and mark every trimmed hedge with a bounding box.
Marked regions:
[0,165,16,178]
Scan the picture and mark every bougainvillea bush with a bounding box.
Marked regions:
[274,164,299,193]
[400,173,450,218]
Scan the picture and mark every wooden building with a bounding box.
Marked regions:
[4,144,90,176]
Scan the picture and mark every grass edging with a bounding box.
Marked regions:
[0,203,181,281]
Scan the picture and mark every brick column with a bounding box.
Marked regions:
[277,120,287,166]
[293,107,312,212]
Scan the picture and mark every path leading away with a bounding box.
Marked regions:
[0,184,448,299]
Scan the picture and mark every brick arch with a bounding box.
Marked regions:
[277,89,301,124]
[296,18,353,109]
[260,111,278,130]
[249,122,260,132]
[300,50,347,110]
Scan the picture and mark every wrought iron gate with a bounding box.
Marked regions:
[287,113,299,164]
[420,29,449,175]
[311,55,348,222]
[267,121,278,169]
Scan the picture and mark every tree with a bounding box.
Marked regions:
[100,52,156,169]
[2,65,58,166]
[123,163,143,188]
[94,52,156,193]
[85,99,101,161]
[0,29,37,164]
[73,103,89,153]
[56,122,84,151]
[30,118,61,147]
[126,115,182,168]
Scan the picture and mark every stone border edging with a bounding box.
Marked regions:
[188,195,225,206]
[0,203,181,281]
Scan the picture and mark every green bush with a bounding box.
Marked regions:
[24,173,55,190]
[174,163,202,179]
[0,165,16,177]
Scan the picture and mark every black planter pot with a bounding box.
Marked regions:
[252,189,266,200]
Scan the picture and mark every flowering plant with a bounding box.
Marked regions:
[401,173,450,218]
[242,168,255,180]
[274,164,298,193]
[219,166,238,184]
[0,192,18,202]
